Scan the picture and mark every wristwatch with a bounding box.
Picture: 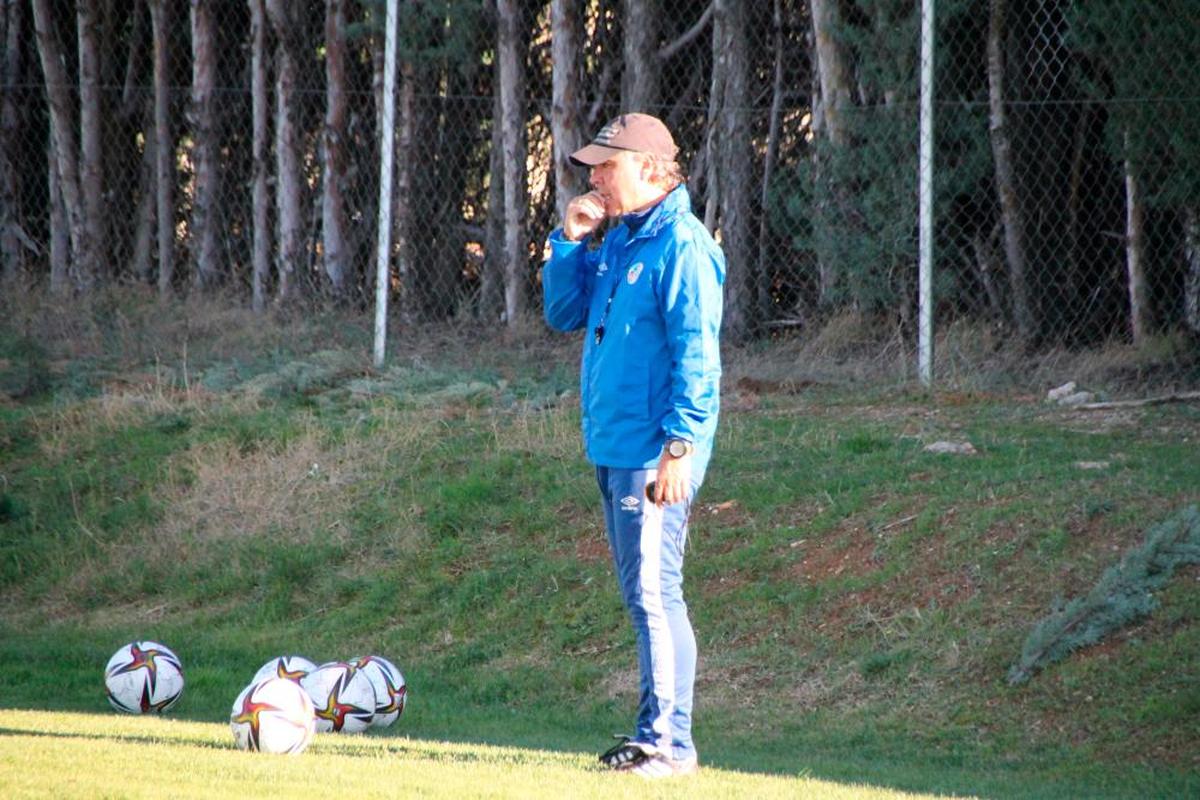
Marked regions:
[665,438,693,458]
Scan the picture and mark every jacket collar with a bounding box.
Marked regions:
[622,184,690,242]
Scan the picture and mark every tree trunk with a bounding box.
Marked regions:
[1185,207,1200,336]
[480,86,505,322]
[755,0,785,327]
[702,5,725,232]
[809,0,852,305]
[714,0,752,341]
[969,224,1006,320]
[366,10,386,299]
[128,117,155,283]
[497,0,527,325]
[31,0,89,292]
[321,0,349,298]
[988,0,1035,342]
[1123,128,1150,344]
[266,0,303,304]
[249,0,269,312]
[621,0,659,111]
[48,133,69,292]
[420,66,470,321]
[550,0,586,224]
[810,0,851,148]
[392,11,415,324]
[1066,103,1092,322]
[119,0,148,119]
[150,0,175,297]
[76,0,102,289]
[189,0,221,289]
[1,0,23,283]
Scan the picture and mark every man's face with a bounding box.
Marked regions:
[588,151,651,217]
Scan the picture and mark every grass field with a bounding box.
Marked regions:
[1,292,1198,798]
[0,709,955,799]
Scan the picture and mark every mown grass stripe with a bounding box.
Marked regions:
[0,710,951,800]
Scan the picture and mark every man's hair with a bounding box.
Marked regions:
[646,154,685,191]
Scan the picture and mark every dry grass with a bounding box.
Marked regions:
[0,283,372,370]
[725,313,1200,398]
[1043,332,1200,392]
[935,322,1200,396]
[21,363,230,460]
[21,403,447,614]
[725,311,910,388]
[155,409,439,556]
[488,401,581,460]
[6,407,437,617]
[6,282,1195,408]
[163,430,352,545]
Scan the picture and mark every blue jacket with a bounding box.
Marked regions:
[543,184,725,475]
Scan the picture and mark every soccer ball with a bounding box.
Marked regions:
[104,641,185,714]
[230,677,316,754]
[300,661,376,733]
[252,655,317,685]
[352,655,407,728]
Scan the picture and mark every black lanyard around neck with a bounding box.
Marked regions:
[593,271,622,345]
[593,225,653,346]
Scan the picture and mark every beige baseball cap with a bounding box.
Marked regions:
[569,113,679,166]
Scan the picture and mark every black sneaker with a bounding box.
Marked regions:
[598,735,656,770]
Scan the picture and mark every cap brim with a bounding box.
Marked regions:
[568,143,624,167]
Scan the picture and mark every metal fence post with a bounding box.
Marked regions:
[373,0,397,368]
[918,0,935,388]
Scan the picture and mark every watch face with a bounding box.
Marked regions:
[668,439,687,457]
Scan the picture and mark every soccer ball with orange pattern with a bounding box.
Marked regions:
[230,677,315,754]
[352,654,407,728]
[251,655,317,685]
[104,641,184,714]
[300,661,375,733]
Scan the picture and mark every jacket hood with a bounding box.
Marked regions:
[626,185,726,284]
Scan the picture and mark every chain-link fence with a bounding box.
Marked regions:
[1,2,1197,373]
[933,0,1200,354]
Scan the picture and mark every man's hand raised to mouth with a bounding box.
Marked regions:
[564,192,608,241]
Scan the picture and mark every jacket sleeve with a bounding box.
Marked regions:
[542,228,599,332]
[658,229,724,444]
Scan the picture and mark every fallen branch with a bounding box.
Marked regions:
[1007,505,1200,686]
[879,514,918,532]
[1077,390,1200,410]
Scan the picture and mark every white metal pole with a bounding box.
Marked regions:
[373,0,398,368]
[918,0,935,387]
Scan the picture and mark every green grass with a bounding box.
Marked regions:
[4,710,917,800]
[1,301,1199,798]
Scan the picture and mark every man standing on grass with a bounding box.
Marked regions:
[542,113,724,778]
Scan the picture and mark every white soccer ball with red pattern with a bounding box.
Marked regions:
[230,677,315,754]
[104,641,185,714]
[300,661,376,733]
[352,655,407,728]
[252,655,317,685]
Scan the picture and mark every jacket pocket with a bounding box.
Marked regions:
[616,355,651,420]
